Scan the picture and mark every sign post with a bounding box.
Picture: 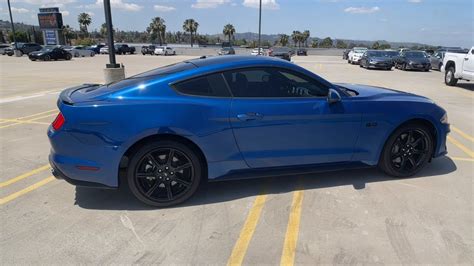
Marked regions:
[102,0,125,83]
[37,7,64,45]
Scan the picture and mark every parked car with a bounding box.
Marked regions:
[48,55,449,207]
[251,48,266,55]
[218,47,235,55]
[268,47,292,61]
[297,49,307,56]
[65,45,95,57]
[430,49,465,71]
[100,46,109,54]
[29,47,72,61]
[87,44,105,54]
[6,43,42,56]
[141,45,156,55]
[115,44,135,55]
[359,50,394,70]
[342,49,350,60]
[442,46,474,86]
[0,44,10,55]
[394,51,431,71]
[348,47,368,64]
[154,46,176,56]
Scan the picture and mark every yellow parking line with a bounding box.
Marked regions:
[447,136,474,158]
[0,176,55,205]
[0,119,50,125]
[0,164,51,188]
[450,157,474,162]
[0,113,56,129]
[280,190,304,266]
[14,109,57,120]
[227,194,267,266]
[451,126,474,143]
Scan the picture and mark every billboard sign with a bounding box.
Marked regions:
[44,30,57,45]
[38,8,63,29]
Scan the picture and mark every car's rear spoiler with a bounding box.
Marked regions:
[59,83,101,105]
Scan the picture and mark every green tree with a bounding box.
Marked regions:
[379,43,391,50]
[183,19,199,47]
[302,30,310,47]
[100,23,107,38]
[62,24,74,45]
[319,37,333,48]
[223,24,235,44]
[147,17,166,45]
[336,40,347,49]
[8,31,28,42]
[291,30,301,47]
[279,34,289,46]
[372,41,380,50]
[311,39,319,48]
[77,12,92,36]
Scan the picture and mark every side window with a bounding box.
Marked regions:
[223,68,329,98]
[173,73,230,97]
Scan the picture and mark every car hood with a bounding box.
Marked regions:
[368,56,392,62]
[406,57,430,63]
[335,83,433,103]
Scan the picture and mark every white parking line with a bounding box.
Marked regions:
[0,90,60,104]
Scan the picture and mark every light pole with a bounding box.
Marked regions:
[7,0,19,52]
[258,0,262,55]
[102,0,125,83]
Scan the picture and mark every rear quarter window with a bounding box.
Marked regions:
[172,73,231,97]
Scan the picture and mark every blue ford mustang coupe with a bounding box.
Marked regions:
[48,55,449,206]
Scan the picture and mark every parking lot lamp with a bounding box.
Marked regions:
[102,0,125,83]
[258,0,262,55]
[7,0,20,56]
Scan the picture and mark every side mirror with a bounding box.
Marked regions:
[327,88,341,104]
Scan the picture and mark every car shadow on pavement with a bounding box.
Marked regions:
[74,156,457,210]
[455,83,474,91]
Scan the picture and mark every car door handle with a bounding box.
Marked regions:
[464,58,469,61]
[237,112,264,121]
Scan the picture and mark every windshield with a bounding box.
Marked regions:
[367,51,385,57]
[405,51,427,58]
[384,51,399,57]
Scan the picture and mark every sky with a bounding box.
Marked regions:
[0,0,473,48]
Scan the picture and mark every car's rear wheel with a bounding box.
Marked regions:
[445,67,458,86]
[65,54,72,60]
[44,55,51,61]
[379,124,433,177]
[127,140,202,207]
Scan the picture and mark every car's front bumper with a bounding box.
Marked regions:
[434,123,450,158]
[367,62,393,69]
[406,63,431,70]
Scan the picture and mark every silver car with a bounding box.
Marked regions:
[63,45,95,57]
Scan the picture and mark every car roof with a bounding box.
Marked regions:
[185,55,286,68]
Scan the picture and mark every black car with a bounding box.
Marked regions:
[6,43,42,56]
[28,47,72,61]
[394,51,431,71]
[218,47,235,55]
[342,49,350,60]
[269,47,292,61]
[359,50,394,70]
[297,48,307,56]
[141,45,156,55]
[114,44,136,55]
[87,44,106,54]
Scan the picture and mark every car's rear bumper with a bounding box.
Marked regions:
[50,157,114,189]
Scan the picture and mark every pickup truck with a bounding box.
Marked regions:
[114,44,135,55]
[442,47,474,86]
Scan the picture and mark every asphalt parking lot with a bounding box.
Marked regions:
[1,54,473,264]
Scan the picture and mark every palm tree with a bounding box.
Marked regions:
[61,25,73,45]
[100,23,107,38]
[183,19,199,47]
[302,30,310,47]
[279,34,289,46]
[77,12,92,37]
[291,31,301,47]
[222,24,235,44]
[147,17,166,45]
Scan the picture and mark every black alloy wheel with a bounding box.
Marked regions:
[127,141,202,207]
[44,55,51,61]
[380,124,433,177]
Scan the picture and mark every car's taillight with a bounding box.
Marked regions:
[52,112,65,131]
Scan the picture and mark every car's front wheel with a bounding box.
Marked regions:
[379,123,433,177]
[127,140,202,207]
[445,67,458,86]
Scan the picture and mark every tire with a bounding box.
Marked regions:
[379,123,433,178]
[44,55,51,61]
[445,67,458,86]
[65,54,72,60]
[438,63,442,71]
[127,140,202,207]
[74,53,79,57]
[402,63,407,71]
[173,51,176,55]
[348,59,351,64]
[90,52,95,57]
